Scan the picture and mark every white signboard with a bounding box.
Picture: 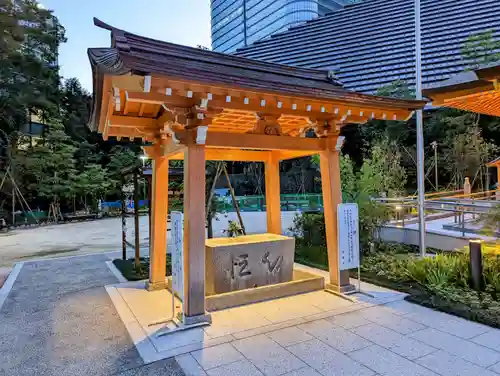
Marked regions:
[337,203,360,270]
[171,211,184,302]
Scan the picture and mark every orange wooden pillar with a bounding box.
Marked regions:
[183,143,210,323]
[265,151,282,234]
[147,154,169,291]
[319,137,352,292]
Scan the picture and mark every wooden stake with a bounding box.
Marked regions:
[134,169,141,268]
[222,164,246,235]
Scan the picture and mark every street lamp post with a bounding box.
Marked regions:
[415,0,426,257]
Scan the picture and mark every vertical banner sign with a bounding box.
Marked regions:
[171,211,184,302]
[337,203,360,270]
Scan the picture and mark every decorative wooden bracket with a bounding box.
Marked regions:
[251,113,282,135]
[310,118,338,138]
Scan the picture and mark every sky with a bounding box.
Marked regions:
[42,0,212,91]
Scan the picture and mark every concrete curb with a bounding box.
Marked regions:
[0,262,24,311]
[105,260,128,283]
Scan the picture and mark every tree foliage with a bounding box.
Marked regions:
[0,0,65,134]
[461,29,500,69]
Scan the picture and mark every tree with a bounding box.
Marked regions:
[443,125,498,190]
[106,145,140,194]
[60,77,92,138]
[376,80,414,99]
[0,0,66,136]
[73,164,110,211]
[26,120,77,218]
[312,138,404,249]
[461,29,500,69]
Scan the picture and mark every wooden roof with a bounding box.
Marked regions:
[423,63,500,117]
[88,18,425,143]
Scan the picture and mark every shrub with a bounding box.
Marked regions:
[290,212,326,247]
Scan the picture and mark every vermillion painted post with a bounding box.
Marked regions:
[265,151,282,234]
[320,136,351,291]
[147,150,169,291]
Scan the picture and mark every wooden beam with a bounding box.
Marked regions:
[138,103,145,116]
[109,115,156,128]
[175,130,326,151]
[278,150,318,160]
[168,148,271,162]
[156,81,416,120]
[126,91,196,107]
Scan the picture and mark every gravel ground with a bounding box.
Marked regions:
[0,254,184,376]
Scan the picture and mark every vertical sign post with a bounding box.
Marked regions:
[337,203,360,271]
[337,203,371,296]
[171,211,184,314]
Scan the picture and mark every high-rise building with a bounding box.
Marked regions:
[234,0,500,94]
[211,0,354,53]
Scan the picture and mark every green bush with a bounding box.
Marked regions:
[290,212,326,247]
[359,247,500,328]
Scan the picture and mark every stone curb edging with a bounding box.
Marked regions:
[0,262,24,311]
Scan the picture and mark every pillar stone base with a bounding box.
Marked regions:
[146,280,168,291]
[326,282,356,293]
[326,270,355,293]
[184,312,212,326]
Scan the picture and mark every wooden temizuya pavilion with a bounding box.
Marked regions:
[88,18,425,323]
[423,63,500,194]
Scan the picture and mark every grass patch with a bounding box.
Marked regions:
[113,255,172,281]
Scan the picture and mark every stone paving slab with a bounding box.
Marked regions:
[409,327,500,367]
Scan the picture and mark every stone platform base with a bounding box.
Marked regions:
[206,268,324,311]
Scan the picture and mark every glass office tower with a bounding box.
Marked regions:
[211,0,349,53]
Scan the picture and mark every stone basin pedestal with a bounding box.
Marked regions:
[205,234,295,295]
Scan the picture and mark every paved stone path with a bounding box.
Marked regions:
[0,254,184,376]
[175,298,500,376]
[3,253,500,376]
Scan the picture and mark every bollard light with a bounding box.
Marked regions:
[469,239,484,291]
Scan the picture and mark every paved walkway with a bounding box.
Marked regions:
[106,263,500,376]
[3,254,500,376]
[173,299,500,376]
[0,254,184,376]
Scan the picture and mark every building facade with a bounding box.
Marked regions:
[211,0,357,53]
[234,0,500,94]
